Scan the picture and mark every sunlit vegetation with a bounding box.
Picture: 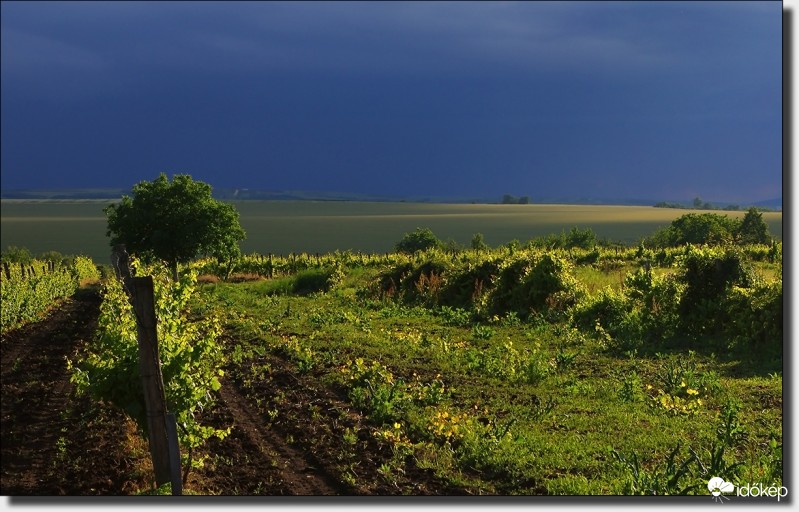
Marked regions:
[184,221,781,494]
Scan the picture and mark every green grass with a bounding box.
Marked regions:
[195,262,783,495]
[1,200,783,263]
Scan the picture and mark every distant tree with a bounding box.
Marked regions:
[105,173,246,280]
[501,194,530,204]
[395,227,441,254]
[564,227,597,249]
[442,238,464,254]
[39,251,66,264]
[1,246,33,264]
[693,197,704,209]
[737,207,771,245]
[471,232,489,252]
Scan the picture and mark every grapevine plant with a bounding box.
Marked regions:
[70,258,229,475]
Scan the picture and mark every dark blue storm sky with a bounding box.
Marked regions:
[0,1,782,203]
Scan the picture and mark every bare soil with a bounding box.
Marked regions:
[1,288,145,495]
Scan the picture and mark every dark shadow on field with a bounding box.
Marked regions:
[606,340,782,379]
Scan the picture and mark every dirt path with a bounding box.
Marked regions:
[193,349,462,496]
[193,382,348,495]
[0,288,146,495]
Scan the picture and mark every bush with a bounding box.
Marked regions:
[677,246,754,338]
[527,227,598,250]
[644,213,740,248]
[292,265,343,295]
[403,257,452,305]
[571,288,629,333]
[395,228,442,254]
[725,281,782,350]
[439,257,501,312]
[489,252,582,319]
[564,227,597,249]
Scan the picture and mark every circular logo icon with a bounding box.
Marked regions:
[708,477,735,497]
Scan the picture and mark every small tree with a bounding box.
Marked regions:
[667,213,739,246]
[471,232,489,252]
[105,174,246,279]
[395,227,441,254]
[737,207,771,245]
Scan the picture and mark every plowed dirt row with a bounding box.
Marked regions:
[1,288,145,495]
[193,349,465,496]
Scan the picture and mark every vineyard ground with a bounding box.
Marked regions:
[1,287,453,496]
[0,288,147,495]
[193,348,461,495]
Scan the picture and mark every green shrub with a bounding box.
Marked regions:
[677,246,754,338]
[571,268,682,351]
[725,280,782,351]
[489,252,582,319]
[571,287,629,333]
[395,227,442,254]
[644,213,740,248]
[402,257,452,305]
[439,256,501,311]
[292,265,342,295]
[376,261,415,300]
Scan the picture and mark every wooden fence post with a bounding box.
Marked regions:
[111,245,181,494]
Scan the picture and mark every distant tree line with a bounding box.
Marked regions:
[654,196,776,212]
[501,194,530,204]
[393,207,774,257]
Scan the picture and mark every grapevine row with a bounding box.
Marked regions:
[0,256,100,331]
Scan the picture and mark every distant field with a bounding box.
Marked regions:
[0,199,783,262]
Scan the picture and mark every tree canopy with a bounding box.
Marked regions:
[395,227,442,254]
[737,207,771,245]
[105,174,246,277]
[643,210,772,248]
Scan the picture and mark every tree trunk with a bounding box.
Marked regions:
[171,260,179,282]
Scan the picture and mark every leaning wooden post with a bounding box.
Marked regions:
[111,245,179,494]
